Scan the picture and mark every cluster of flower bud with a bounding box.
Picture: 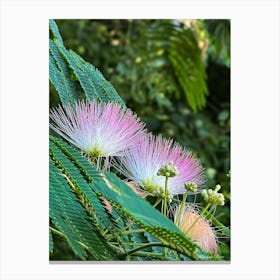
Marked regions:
[201,184,225,206]
[157,161,179,178]
[144,183,173,203]
[143,184,173,203]
[184,182,198,193]
[156,189,173,203]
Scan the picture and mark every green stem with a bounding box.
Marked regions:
[131,251,174,261]
[110,242,149,246]
[162,176,170,256]
[163,176,169,217]
[104,215,128,235]
[175,191,188,226]
[204,210,230,237]
[153,198,162,207]
[121,228,146,235]
[172,249,180,260]
[50,226,65,238]
[50,226,89,250]
[121,242,172,258]
[106,228,145,239]
[185,203,211,235]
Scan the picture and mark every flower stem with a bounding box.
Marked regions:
[105,228,145,240]
[163,176,169,217]
[153,198,162,207]
[175,191,188,226]
[185,203,211,235]
[162,176,170,257]
[121,242,172,258]
[130,251,174,261]
[121,228,146,235]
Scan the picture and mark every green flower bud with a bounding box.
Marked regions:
[202,185,225,206]
[184,182,198,192]
[201,189,208,201]
[216,193,225,206]
[214,184,221,192]
[167,193,173,203]
[157,161,179,178]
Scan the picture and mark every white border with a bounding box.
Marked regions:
[0,0,279,279]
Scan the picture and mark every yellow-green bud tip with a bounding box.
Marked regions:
[157,161,179,178]
[214,184,221,192]
[202,185,225,206]
[201,189,208,201]
[184,182,198,192]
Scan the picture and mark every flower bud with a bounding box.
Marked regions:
[201,189,208,201]
[216,193,225,206]
[214,184,221,192]
[167,193,173,203]
[157,161,179,178]
[202,185,225,206]
[185,182,198,192]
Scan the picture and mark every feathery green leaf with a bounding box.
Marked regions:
[49,20,126,107]
[49,149,118,260]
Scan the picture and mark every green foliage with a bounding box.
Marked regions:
[49,19,125,107]
[49,135,221,260]
[54,19,209,111]
[49,229,53,253]
[205,20,230,67]
[49,39,81,105]
[127,20,209,112]
[96,172,218,260]
[50,154,117,260]
[49,19,230,261]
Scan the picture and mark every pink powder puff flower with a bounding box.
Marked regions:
[116,133,205,196]
[49,100,146,159]
[175,206,218,254]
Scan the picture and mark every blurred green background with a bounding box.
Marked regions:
[50,19,230,259]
